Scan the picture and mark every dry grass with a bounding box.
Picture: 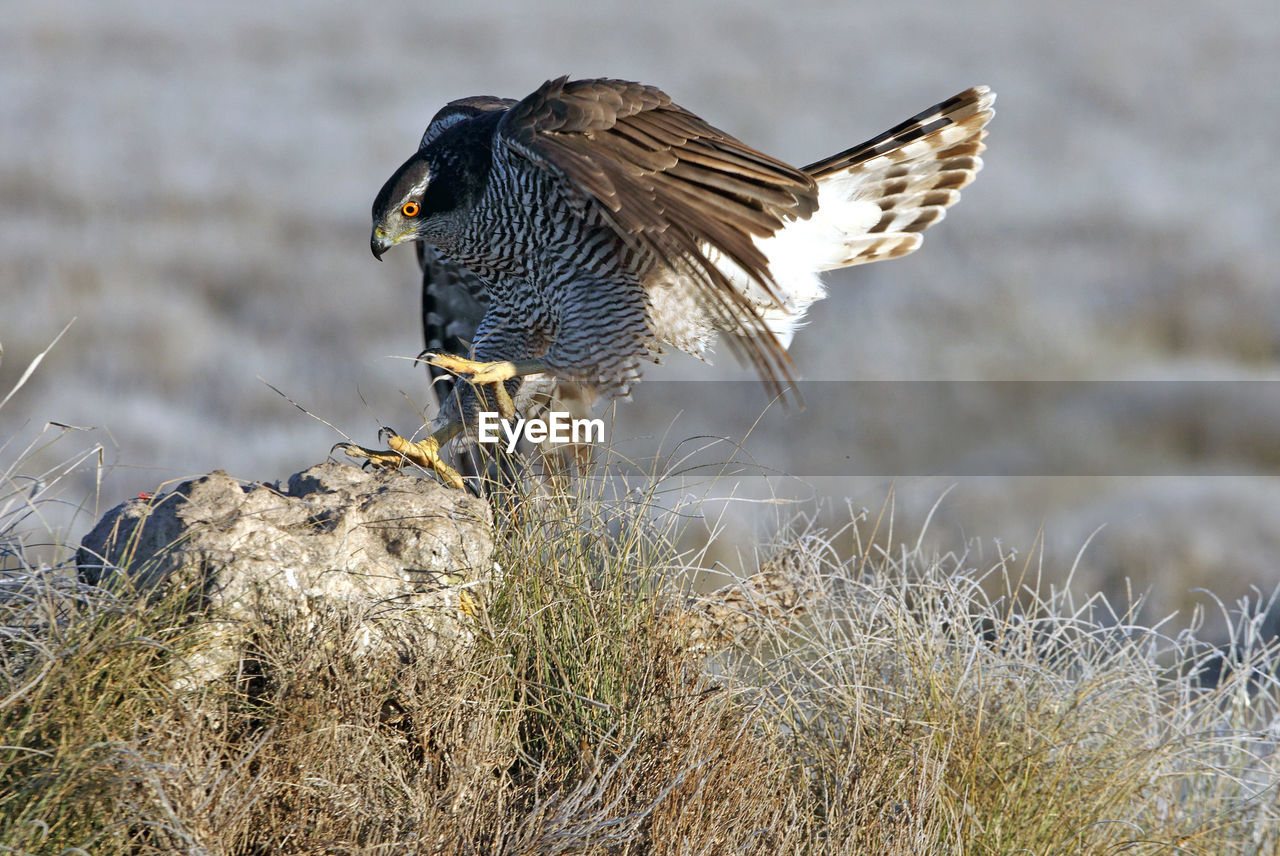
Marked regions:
[1,368,1278,853]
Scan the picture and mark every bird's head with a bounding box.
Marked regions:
[370,153,447,260]
[370,106,504,260]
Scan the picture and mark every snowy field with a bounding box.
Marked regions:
[3,0,1278,632]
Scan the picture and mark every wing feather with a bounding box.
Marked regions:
[803,87,994,179]
[800,87,995,269]
[497,76,819,396]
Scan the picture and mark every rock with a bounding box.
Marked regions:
[76,461,494,686]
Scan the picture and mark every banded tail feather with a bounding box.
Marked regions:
[741,86,994,348]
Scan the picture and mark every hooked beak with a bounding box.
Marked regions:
[370,227,393,261]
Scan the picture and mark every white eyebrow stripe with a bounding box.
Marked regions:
[405,168,432,201]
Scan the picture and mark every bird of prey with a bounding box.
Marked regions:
[341,78,995,488]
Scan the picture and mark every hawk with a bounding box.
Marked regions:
[341,78,995,488]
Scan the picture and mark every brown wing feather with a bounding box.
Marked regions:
[803,87,993,180]
[498,77,819,396]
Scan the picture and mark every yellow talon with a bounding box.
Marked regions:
[384,433,466,490]
[337,356,548,489]
[334,423,466,490]
[332,442,405,471]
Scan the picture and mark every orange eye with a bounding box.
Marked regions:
[401,201,420,217]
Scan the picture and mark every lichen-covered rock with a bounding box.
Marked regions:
[77,461,494,685]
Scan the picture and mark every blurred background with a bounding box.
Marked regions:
[2,0,1278,636]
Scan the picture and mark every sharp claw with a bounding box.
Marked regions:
[333,440,375,460]
[336,423,467,490]
[335,440,406,471]
[422,352,464,373]
[385,433,465,490]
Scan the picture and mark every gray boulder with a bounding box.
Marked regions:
[77,461,494,686]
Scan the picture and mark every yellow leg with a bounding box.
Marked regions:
[422,354,548,420]
[334,422,466,490]
[337,356,548,490]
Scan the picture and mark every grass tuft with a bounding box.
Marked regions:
[0,435,1277,853]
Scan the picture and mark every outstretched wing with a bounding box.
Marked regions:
[804,86,994,265]
[495,77,820,395]
[803,86,993,182]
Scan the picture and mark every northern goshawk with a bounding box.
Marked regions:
[341,77,995,487]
